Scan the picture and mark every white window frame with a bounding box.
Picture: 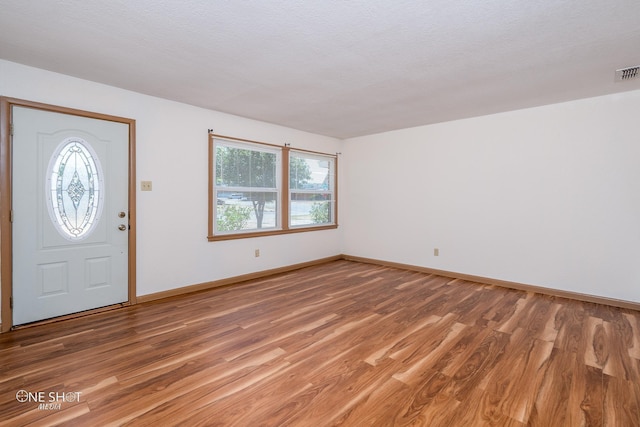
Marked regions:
[289,150,336,228]
[212,137,282,236]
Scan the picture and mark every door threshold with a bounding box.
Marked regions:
[11,302,130,330]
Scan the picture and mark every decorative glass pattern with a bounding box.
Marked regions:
[46,137,104,240]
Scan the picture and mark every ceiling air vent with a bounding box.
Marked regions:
[615,66,640,82]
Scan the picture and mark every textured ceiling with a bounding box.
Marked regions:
[1,0,640,138]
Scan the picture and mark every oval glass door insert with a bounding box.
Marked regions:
[46,137,104,241]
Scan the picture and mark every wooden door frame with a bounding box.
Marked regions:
[0,97,137,332]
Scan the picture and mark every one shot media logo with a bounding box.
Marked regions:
[15,390,82,410]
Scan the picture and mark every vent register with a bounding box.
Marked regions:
[615,66,640,82]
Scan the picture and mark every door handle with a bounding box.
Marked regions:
[118,224,127,231]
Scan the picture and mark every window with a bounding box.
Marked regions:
[46,137,104,241]
[213,137,281,236]
[209,134,337,241]
[289,151,335,227]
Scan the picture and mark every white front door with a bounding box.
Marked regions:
[12,106,130,325]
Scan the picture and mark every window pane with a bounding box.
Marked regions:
[290,154,332,191]
[216,144,277,188]
[216,191,278,232]
[290,192,333,226]
[289,151,335,228]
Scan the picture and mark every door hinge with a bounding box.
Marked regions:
[10,210,13,223]
[9,296,13,309]
[10,123,14,136]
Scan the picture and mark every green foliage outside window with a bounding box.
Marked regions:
[310,202,330,223]
[217,204,252,231]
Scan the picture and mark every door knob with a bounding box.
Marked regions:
[118,224,127,231]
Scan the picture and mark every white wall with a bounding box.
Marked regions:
[3,59,639,307]
[342,90,640,303]
[0,60,342,298]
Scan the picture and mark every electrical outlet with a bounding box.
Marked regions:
[255,249,260,257]
[434,248,439,256]
[141,181,152,191]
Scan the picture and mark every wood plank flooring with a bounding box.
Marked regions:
[1,260,639,426]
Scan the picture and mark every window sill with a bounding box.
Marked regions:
[208,224,338,241]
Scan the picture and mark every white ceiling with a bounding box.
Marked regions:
[1,0,640,139]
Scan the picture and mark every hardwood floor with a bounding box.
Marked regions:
[1,260,639,426]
